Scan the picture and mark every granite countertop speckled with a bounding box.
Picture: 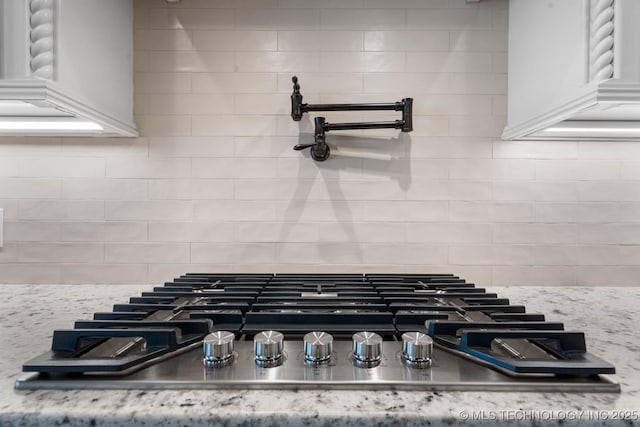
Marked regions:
[1,285,638,427]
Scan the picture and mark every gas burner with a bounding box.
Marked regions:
[16,273,618,392]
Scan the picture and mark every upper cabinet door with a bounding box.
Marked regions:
[0,0,137,137]
[504,0,640,140]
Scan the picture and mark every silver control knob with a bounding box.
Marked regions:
[304,331,333,365]
[254,330,284,367]
[203,331,235,368]
[401,332,433,368]
[352,331,383,368]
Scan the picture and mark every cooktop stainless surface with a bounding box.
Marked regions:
[15,273,619,392]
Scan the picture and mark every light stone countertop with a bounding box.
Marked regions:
[1,284,638,427]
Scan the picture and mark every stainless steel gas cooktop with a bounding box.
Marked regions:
[15,273,619,392]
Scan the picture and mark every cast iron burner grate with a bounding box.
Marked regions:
[16,273,618,392]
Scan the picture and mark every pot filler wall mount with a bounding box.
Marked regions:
[290,76,413,161]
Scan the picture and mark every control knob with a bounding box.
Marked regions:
[401,331,433,368]
[303,331,333,365]
[254,330,284,367]
[203,331,235,368]
[352,331,383,368]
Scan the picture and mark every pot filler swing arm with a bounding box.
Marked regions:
[290,76,413,161]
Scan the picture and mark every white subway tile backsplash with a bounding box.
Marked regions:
[150,52,234,72]
[579,141,640,159]
[194,200,277,221]
[193,73,277,94]
[192,115,277,136]
[413,95,491,116]
[106,157,191,179]
[17,157,105,178]
[235,9,319,30]
[192,158,278,179]
[494,140,578,159]
[19,243,104,263]
[408,52,493,73]
[19,200,104,221]
[280,0,362,8]
[320,52,406,73]
[149,9,235,30]
[579,224,640,245]
[1,0,638,286]
[0,243,18,263]
[276,242,363,264]
[449,201,533,222]
[4,221,61,242]
[492,8,508,30]
[235,137,299,158]
[533,203,626,223]
[410,137,493,159]
[621,162,640,179]
[62,137,149,157]
[149,222,234,243]
[449,244,532,265]
[578,182,640,201]
[60,222,148,243]
[450,72,507,94]
[493,223,580,244]
[492,52,507,73]
[450,30,507,52]
[235,94,288,115]
[364,31,449,52]
[192,0,278,8]
[358,201,448,222]
[364,243,448,265]
[492,266,579,286]
[135,73,191,94]
[148,94,235,115]
[106,243,190,263]
[0,137,62,156]
[276,73,362,94]
[407,223,491,243]
[320,9,406,30]
[136,115,192,137]
[575,266,640,286]
[364,73,449,94]
[533,245,623,266]
[192,243,277,263]
[149,179,234,200]
[410,117,449,136]
[60,264,148,285]
[135,29,193,51]
[449,116,505,137]
[62,179,148,200]
[407,9,493,30]
[494,181,578,201]
[193,31,277,51]
[0,264,62,284]
[149,137,234,157]
[407,180,492,201]
[279,31,363,52]
[363,0,449,8]
[535,160,621,180]
[0,158,19,176]
[106,201,191,221]
[320,222,406,243]
[236,222,318,242]
[0,179,60,199]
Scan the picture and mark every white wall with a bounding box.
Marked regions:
[0,0,639,286]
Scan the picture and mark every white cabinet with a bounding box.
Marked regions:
[503,0,640,140]
[0,0,136,136]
